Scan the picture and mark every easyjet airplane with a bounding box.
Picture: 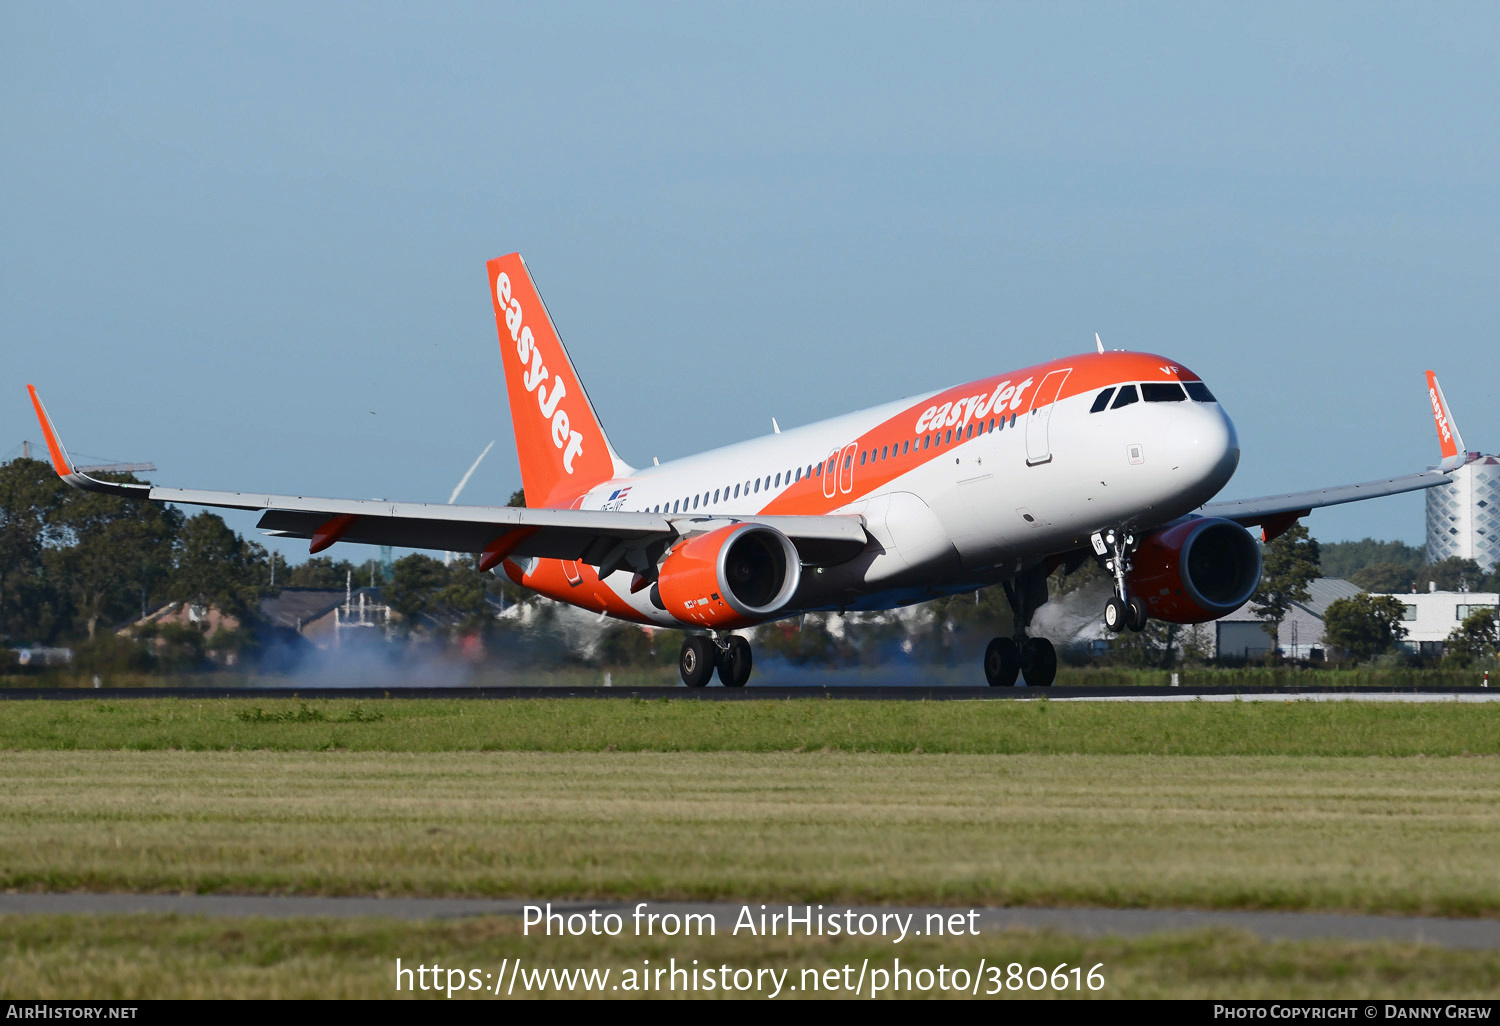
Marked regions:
[27,253,1474,687]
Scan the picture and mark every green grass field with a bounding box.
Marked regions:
[4,697,1498,999]
[1,695,1498,755]
[3,748,1499,915]
[6,916,1500,999]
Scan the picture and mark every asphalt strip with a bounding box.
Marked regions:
[2,895,1498,950]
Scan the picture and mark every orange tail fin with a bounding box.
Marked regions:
[487,254,629,508]
[1425,370,1467,471]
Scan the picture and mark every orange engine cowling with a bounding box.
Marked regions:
[656,524,802,629]
[1127,517,1262,624]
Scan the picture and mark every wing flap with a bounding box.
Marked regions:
[254,504,868,564]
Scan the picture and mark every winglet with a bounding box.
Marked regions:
[23,387,149,497]
[1426,371,1467,471]
[26,385,74,477]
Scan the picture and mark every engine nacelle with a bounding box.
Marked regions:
[656,523,801,629]
[1127,517,1262,624]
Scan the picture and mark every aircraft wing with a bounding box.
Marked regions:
[1199,468,1451,537]
[25,387,869,569]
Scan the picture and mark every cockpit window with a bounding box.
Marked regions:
[1089,388,1116,413]
[1142,382,1187,403]
[1110,384,1139,410]
[1184,381,1217,403]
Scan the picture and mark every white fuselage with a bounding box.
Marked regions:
[520,351,1240,626]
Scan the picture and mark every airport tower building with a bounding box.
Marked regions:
[1426,454,1500,574]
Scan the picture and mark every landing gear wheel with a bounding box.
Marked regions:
[984,637,1021,687]
[1103,596,1127,633]
[717,636,753,687]
[1022,637,1057,687]
[679,636,715,688]
[1126,596,1149,633]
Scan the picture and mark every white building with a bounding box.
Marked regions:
[1427,453,1500,574]
[1371,588,1500,657]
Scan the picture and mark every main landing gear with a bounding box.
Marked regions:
[1096,529,1148,633]
[985,564,1058,687]
[679,634,753,688]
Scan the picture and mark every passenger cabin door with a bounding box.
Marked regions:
[1025,368,1071,466]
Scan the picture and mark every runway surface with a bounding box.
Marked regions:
[3,894,1497,949]
[0,684,1495,701]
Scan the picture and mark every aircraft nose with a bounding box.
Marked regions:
[1173,403,1239,502]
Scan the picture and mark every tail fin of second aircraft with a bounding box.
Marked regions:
[487,254,630,508]
[1426,370,1468,472]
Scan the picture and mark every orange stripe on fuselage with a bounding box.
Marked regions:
[755,351,1199,517]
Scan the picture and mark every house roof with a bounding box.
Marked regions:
[1218,577,1359,623]
[1294,578,1364,618]
[259,587,384,629]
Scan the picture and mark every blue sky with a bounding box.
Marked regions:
[4,2,1496,556]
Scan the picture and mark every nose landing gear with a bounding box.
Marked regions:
[1097,529,1148,633]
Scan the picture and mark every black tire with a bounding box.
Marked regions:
[1023,637,1057,687]
[984,637,1021,687]
[679,636,715,688]
[1103,596,1127,633]
[1126,596,1149,632]
[718,636,753,687]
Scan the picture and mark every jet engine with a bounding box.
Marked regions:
[656,523,802,629]
[1126,517,1262,624]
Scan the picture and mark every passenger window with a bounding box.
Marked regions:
[734,484,740,497]
[923,435,930,449]
[775,472,781,486]
[902,440,909,454]
[881,445,888,460]
[693,495,699,509]
[966,424,974,439]
[1090,388,1116,413]
[713,488,720,503]
[1111,386,1139,410]
[945,429,953,444]
[1141,382,1187,402]
[672,500,679,513]
[1185,382,1217,403]
[794,467,801,482]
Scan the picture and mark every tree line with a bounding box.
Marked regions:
[0,458,520,666]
